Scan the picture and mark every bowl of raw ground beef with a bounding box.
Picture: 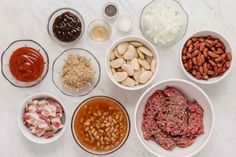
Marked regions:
[134,79,214,157]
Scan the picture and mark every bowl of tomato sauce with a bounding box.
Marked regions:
[1,40,49,87]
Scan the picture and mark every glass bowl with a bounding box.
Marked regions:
[52,48,101,97]
[71,96,131,155]
[47,8,85,45]
[1,40,49,88]
[140,0,188,47]
[87,19,111,42]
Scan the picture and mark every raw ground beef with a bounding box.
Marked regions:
[142,86,204,150]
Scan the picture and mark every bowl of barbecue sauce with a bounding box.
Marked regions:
[48,8,85,45]
[1,40,49,88]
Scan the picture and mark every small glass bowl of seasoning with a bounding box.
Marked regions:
[48,8,85,45]
[87,19,111,42]
[103,2,119,19]
[1,40,49,88]
[117,15,133,34]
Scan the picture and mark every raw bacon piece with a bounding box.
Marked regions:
[35,127,46,137]
[44,131,54,139]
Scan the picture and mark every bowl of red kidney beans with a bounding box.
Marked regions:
[134,79,214,157]
[18,92,67,144]
[180,30,233,84]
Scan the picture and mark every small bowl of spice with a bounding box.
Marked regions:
[103,2,119,19]
[48,8,85,45]
[1,40,49,88]
[52,48,101,96]
[71,96,130,155]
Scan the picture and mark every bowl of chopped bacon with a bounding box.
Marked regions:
[134,79,214,157]
[18,92,67,144]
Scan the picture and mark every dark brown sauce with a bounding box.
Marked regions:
[52,11,82,42]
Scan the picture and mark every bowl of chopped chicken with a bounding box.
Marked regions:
[52,48,101,96]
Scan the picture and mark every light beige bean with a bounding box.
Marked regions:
[84,121,90,126]
[104,137,110,142]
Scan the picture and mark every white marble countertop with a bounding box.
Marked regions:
[0,0,236,157]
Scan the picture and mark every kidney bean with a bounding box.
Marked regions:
[208,51,219,58]
[188,60,193,69]
[184,63,188,69]
[182,55,187,61]
[196,55,203,66]
[203,48,208,58]
[199,37,204,42]
[194,41,200,48]
[186,39,192,47]
[211,47,216,51]
[207,70,214,75]
[192,50,199,57]
[191,37,198,42]
[203,63,208,73]
[209,60,216,66]
[216,42,223,48]
[192,57,197,65]
[182,47,187,55]
[188,44,193,53]
[226,53,232,61]
[215,57,222,63]
[200,54,205,63]
[199,66,204,75]
[225,61,230,68]
[187,53,192,58]
[205,39,213,45]
[217,63,223,68]
[192,70,197,76]
[216,48,224,55]
[203,74,209,80]
[220,53,226,60]
[199,43,206,52]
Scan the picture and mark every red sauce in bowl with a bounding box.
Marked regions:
[9,47,45,82]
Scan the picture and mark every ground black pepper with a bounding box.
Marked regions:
[105,4,117,17]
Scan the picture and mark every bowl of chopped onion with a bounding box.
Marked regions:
[140,0,188,47]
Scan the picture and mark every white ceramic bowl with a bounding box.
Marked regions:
[180,30,234,84]
[106,36,159,90]
[18,93,67,144]
[134,79,214,157]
